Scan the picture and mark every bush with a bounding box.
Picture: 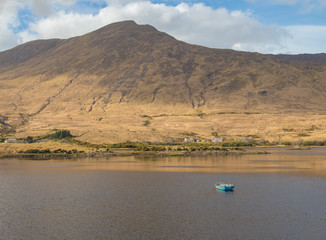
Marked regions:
[48,130,73,140]
[24,149,51,154]
[143,120,151,126]
[110,142,138,148]
[41,149,51,154]
[301,141,326,146]
[141,115,152,119]
[134,146,149,151]
[25,149,40,153]
[221,142,253,147]
[302,141,317,146]
[26,136,34,143]
[282,142,291,146]
[209,147,220,151]
[53,149,64,153]
[298,133,310,137]
[190,147,197,151]
[134,145,166,151]
[306,125,319,131]
[212,132,219,137]
[283,128,295,132]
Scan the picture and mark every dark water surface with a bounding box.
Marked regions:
[1,148,326,239]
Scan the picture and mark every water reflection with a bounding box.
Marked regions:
[1,148,326,177]
[0,148,326,239]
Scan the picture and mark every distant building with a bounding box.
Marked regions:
[5,138,17,143]
[184,138,202,143]
[184,138,195,142]
[211,137,224,143]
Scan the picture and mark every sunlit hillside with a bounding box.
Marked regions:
[1,21,326,143]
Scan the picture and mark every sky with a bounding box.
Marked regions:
[0,0,326,54]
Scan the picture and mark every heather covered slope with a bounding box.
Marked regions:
[1,21,326,143]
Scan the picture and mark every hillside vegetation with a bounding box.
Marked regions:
[1,21,326,143]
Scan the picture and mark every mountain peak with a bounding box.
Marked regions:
[88,20,159,37]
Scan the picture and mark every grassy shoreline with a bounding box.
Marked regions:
[0,150,269,160]
[0,147,253,159]
[0,140,274,159]
[1,129,324,159]
[1,129,321,160]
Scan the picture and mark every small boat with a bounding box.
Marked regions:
[215,182,234,191]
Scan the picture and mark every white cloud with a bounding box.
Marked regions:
[283,25,326,53]
[0,1,23,51]
[0,0,78,51]
[11,1,290,53]
[0,26,20,52]
[0,0,324,54]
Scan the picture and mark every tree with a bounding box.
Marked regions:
[49,130,73,139]
[26,136,33,143]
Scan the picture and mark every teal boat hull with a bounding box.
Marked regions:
[215,182,234,191]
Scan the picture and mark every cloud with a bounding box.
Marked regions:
[0,0,79,51]
[9,1,290,54]
[283,25,326,53]
[0,26,20,52]
[0,1,23,51]
[1,0,324,54]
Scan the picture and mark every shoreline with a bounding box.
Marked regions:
[1,138,321,160]
[0,148,271,160]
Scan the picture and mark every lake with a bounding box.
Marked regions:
[1,148,326,239]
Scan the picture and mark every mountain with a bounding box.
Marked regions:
[1,20,326,143]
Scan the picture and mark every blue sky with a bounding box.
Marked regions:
[1,0,326,54]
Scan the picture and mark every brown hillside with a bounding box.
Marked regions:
[1,20,326,143]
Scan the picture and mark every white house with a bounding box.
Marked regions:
[184,138,195,142]
[5,138,17,143]
[211,137,224,142]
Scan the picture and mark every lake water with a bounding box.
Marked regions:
[1,148,326,239]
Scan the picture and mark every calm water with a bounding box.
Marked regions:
[1,148,326,239]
